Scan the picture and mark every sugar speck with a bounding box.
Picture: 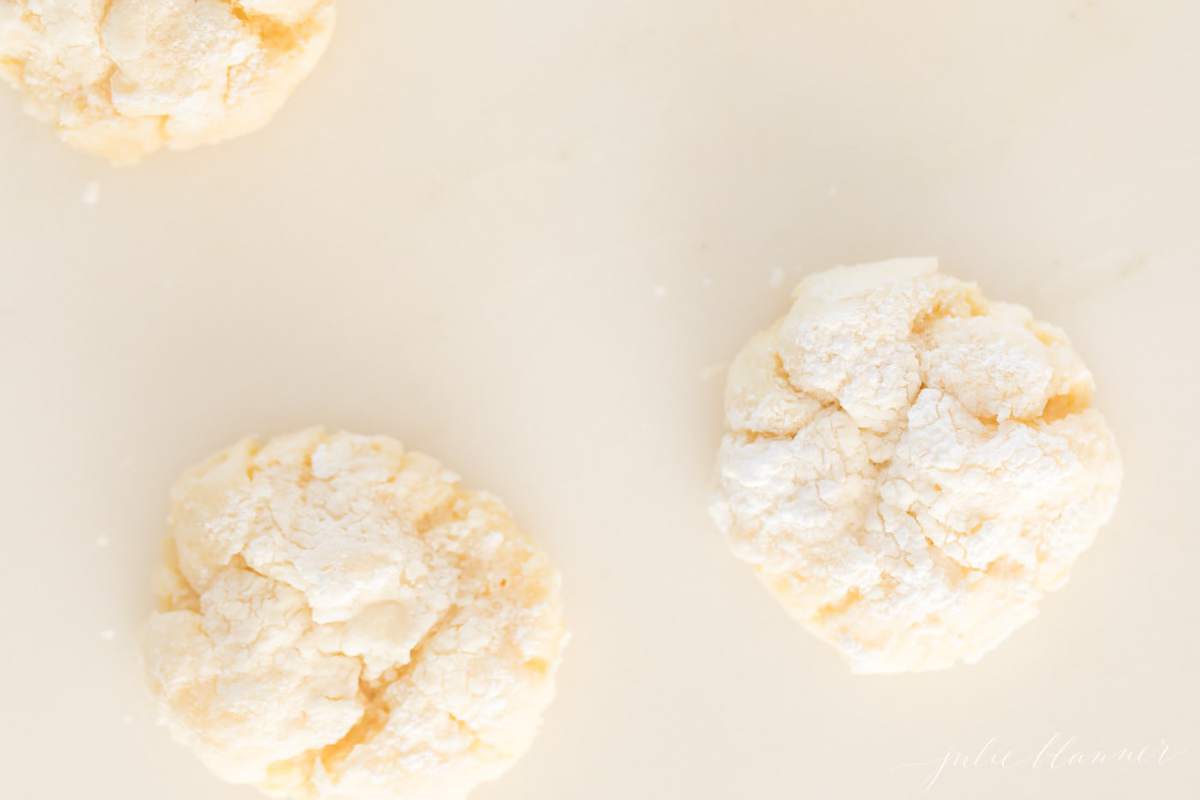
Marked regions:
[95,536,111,549]
[653,285,668,299]
[769,268,785,288]
[99,629,116,642]
[82,181,101,206]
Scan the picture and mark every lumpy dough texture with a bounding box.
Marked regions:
[711,259,1122,673]
[144,428,567,800]
[0,0,335,162]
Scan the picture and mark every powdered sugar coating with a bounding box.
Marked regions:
[145,428,566,799]
[0,0,334,163]
[712,259,1121,673]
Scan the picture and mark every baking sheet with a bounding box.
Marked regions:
[1,2,1197,798]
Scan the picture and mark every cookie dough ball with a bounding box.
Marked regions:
[144,428,567,799]
[0,0,335,163]
[712,259,1121,673]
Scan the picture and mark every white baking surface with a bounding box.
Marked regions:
[1,2,1198,799]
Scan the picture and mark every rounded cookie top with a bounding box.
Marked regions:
[713,259,1121,673]
[145,428,566,800]
[0,0,335,162]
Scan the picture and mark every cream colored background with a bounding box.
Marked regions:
[1,1,1198,798]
